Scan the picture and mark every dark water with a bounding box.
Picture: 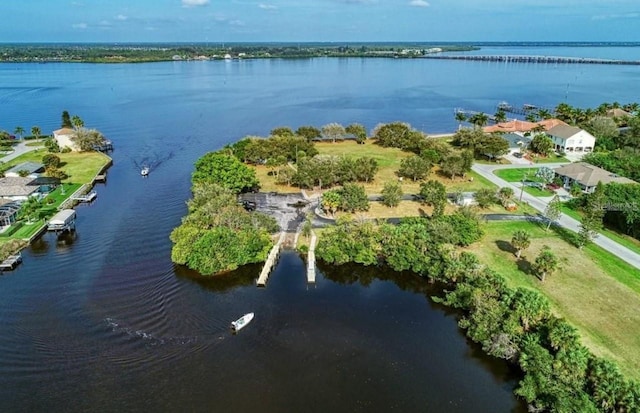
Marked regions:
[1,48,639,412]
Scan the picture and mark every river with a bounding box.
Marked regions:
[1,45,639,412]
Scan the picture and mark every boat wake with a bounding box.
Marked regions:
[104,317,206,347]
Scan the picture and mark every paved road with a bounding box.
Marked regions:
[473,162,640,270]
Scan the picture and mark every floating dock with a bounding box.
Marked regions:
[256,232,285,287]
[0,254,22,271]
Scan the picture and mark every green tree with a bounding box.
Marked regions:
[71,115,84,130]
[452,127,485,150]
[419,180,447,217]
[469,112,489,127]
[510,287,550,332]
[543,195,562,230]
[42,154,61,168]
[530,134,554,156]
[321,189,342,216]
[61,110,72,128]
[321,122,346,143]
[586,116,619,140]
[532,245,560,282]
[192,152,259,193]
[270,126,294,137]
[454,111,467,130]
[474,188,496,208]
[578,182,606,248]
[398,155,431,181]
[338,183,369,213]
[345,123,367,143]
[497,187,514,207]
[477,134,509,160]
[19,196,42,223]
[535,166,556,190]
[13,126,25,139]
[440,153,466,180]
[44,137,60,153]
[494,109,507,124]
[352,157,378,183]
[30,126,41,140]
[295,125,321,142]
[71,128,106,151]
[381,180,403,208]
[511,230,531,259]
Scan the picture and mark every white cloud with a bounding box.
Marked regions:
[72,23,88,29]
[229,20,245,26]
[182,0,210,7]
[98,20,112,27]
[116,14,128,21]
[409,0,429,7]
[259,3,277,10]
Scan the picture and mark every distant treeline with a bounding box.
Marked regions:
[0,43,478,63]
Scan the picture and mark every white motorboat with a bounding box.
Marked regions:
[230,312,254,332]
[141,166,150,176]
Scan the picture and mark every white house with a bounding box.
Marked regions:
[546,124,595,156]
[52,127,79,151]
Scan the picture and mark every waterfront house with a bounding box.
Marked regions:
[4,162,45,179]
[546,124,595,157]
[553,162,635,193]
[0,176,41,201]
[53,127,79,151]
[483,118,567,136]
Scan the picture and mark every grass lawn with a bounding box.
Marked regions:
[523,186,556,197]
[253,140,497,196]
[494,167,544,183]
[530,154,570,164]
[10,219,46,240]
[466,220,640,379]
[3,149,111,184]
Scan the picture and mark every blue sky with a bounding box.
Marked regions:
[1,0,639,43]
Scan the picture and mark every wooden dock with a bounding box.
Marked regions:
[0,254,22,271]
[307,232,317,284]
[423,55,640,66]
[256,232,285,287]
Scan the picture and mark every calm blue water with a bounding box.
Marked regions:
[0,46,638,412]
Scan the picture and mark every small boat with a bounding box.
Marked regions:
[230,312,254,332]
[141,166,150,176]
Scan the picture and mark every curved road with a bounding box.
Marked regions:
[472,162,640,270]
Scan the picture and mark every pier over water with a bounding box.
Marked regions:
[423,55,640,65]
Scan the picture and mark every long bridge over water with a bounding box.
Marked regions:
[423,55,640,66]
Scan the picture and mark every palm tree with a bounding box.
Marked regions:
[454,111,467,130]
[14,126,25,140]
[30,126,41,140]
[532,245,559,282]
[71,115,84,130]
[537,108,553,120]
[511,230,531,259]
[494,109,507,124]
[469,112,489,128]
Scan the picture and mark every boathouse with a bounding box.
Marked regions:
[47,209,76,232]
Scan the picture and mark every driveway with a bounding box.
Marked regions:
[0,140,42,163]
[472,162,640,269]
